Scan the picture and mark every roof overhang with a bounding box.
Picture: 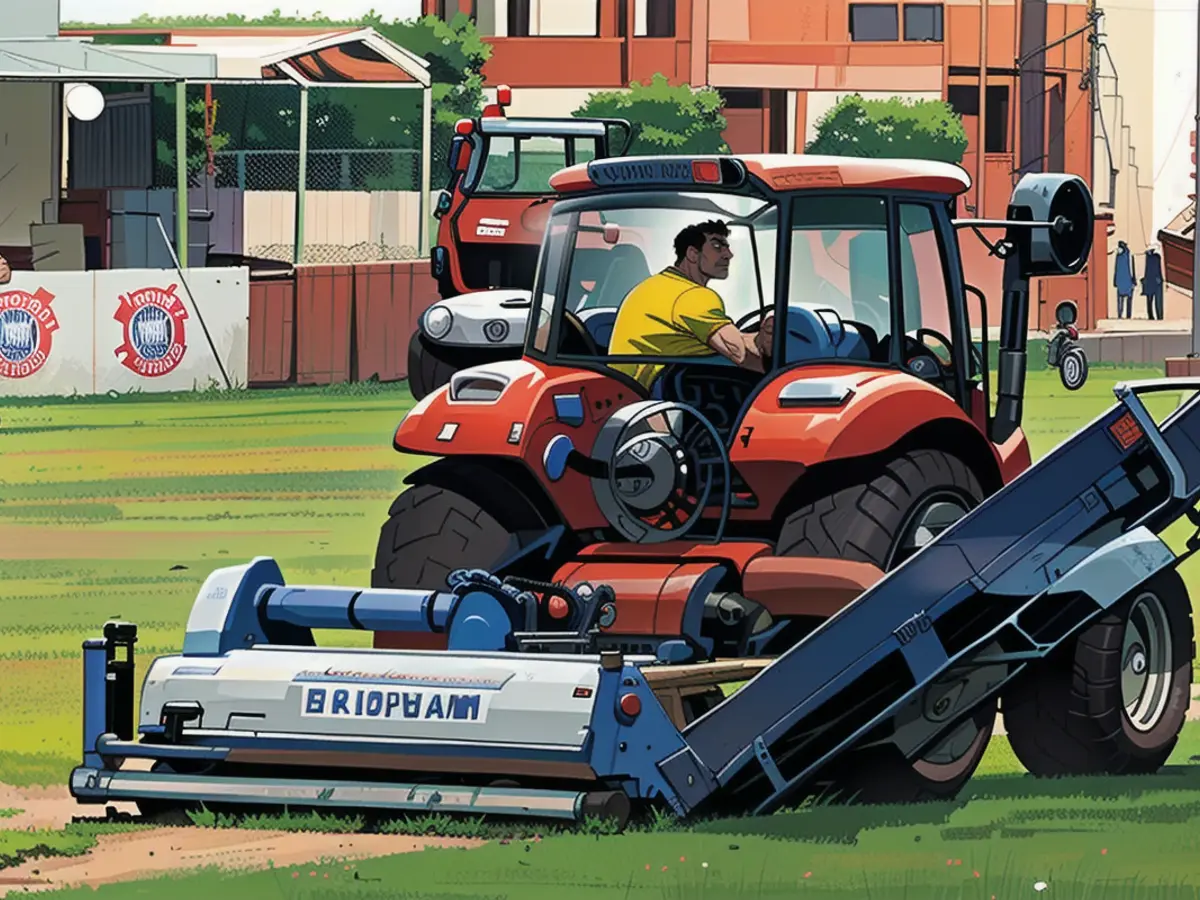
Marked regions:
[0,27,430,88]
[123,28,430,88]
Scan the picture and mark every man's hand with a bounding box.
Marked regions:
[0,255,10,286]
[754,312,774,358]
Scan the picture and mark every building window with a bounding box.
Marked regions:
[719,89,763,110]
[850,4,899,41]
[903,4,943,41]
[646,0,676,37]
[947,84,1010,154]
[509,0,531,37]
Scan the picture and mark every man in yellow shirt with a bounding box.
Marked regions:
[607,219,773,392]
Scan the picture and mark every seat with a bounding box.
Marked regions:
[579,245,652,311]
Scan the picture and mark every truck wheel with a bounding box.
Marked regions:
[775,449,989,802]
[775,449,985,571]
[371,483,522,594]
[1002,569,1194,777]
[407,331,460,401]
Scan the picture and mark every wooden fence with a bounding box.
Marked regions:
[247,260,440,387]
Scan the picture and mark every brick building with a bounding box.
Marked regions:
[428,0,1095,227]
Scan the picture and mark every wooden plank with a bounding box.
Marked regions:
[248,278,296,386]
[354,262,406,383]
[640,658,773,689]
[295,265,354,385]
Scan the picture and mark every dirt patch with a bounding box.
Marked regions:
[0,826,480,896]
[0,782,134,833]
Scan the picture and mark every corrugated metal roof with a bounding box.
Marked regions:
[0,37,216,80]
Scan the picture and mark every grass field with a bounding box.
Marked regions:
[5,365,1200,897]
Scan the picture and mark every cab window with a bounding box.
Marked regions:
[781,195,891,366]
[477,136,602,193]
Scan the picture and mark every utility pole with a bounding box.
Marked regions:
[1191,2,1200,355]
[977,0,989,216]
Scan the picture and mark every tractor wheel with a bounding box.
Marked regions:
[371,483,523,594]
[775,448,989,803]
[407,331,461,401]
[775,448,985,571]
[1002,568,1194,777]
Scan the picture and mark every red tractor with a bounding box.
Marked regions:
[411,86,632,397]
[373,153,1093,796]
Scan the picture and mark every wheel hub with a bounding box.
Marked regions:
[889,495,972,569]
[1120,592,1173,733]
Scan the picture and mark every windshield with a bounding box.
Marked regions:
[529,191,776,366]
[473,135,602,194]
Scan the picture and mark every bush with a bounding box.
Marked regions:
[573,73,729,155]
[805,94,968,163]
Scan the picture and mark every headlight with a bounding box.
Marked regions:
[483,319,510,343]
[424,305,453,340]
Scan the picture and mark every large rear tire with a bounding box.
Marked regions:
[371,483,522,593]
[775,448,991,803]
[1002,568,1194,777]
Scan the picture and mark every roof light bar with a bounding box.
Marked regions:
[586,157,746,189]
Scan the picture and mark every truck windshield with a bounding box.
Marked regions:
[529,192,776,373]
[475,135,602,194]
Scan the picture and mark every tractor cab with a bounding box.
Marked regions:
[430,85,633,299]
[527,156,1006,447]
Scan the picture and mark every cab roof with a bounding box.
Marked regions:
[548,153,972,197]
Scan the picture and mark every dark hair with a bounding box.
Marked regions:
[674,220,730,262]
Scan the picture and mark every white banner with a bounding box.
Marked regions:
[0,267,250,397]
[0,271,96,397]
[92,267,249,394]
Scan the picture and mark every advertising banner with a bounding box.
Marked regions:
[0,271,96,397]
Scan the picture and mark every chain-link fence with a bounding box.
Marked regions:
[151,82,426,265]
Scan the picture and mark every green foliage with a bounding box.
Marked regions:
[573,73,729,156]
[806,93,968,164]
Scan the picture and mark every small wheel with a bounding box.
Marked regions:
[1003,568,1195,776]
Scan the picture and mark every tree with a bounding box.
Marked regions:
[805,94,968,164]
[573,74,729,155]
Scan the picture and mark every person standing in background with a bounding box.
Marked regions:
[1113,240,1136,318]
[1141,245,1164,320]
[0,253,10,285]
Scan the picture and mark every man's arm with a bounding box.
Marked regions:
[707,321,769,371]
[674,288,773,372]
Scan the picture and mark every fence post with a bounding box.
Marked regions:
[295,87,309,266]
[175,81,189,268]
[237,151,247,191]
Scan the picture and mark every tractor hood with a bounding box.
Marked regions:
[419,290,533,348]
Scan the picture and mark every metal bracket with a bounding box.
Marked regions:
[752,736,786,793]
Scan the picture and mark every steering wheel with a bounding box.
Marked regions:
[559,309,601,357]
[734,306,770,331]
[900,327,958,389]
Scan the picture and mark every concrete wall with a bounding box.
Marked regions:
[0,267,249,397]
[0,83,55,247]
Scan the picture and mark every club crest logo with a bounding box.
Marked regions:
[0,287,58,379]
[114,285,188,377]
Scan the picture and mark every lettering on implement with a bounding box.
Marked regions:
[893,610,932,646]
[771,169,843,188]
[301,684,490,723]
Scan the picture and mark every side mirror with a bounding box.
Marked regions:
[434,189,453,219]
[1055,300,1077,327]
[448,136,470,174]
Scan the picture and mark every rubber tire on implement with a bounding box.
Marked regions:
[1002,568,1194,777]
[371,484,520,592]
[407,331,461,402]
[775,449,992,802]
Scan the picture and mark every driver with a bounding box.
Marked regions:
[607,220,773,391]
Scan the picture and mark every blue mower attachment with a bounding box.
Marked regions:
[70,379,1200,827]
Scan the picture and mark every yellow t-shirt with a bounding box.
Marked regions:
[606,269,733,390]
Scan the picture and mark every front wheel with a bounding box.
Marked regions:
[1003,568,1194,777]
[407,331,461,401]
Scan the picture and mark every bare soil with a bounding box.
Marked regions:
[0,782,481,897]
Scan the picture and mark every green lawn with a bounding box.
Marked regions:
[5,365,1200,896]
